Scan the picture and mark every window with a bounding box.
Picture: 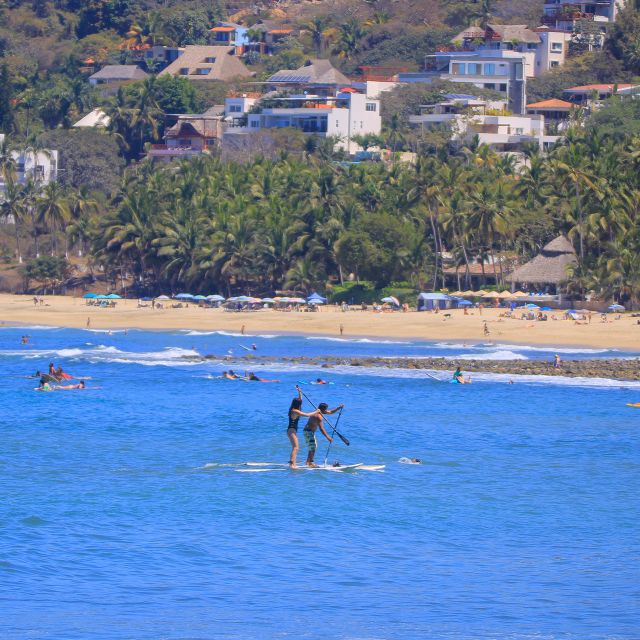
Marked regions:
[527,43,537,50]
[515,128,524,135]
[499,83,507,92]
[484,63,496,75]
[196,68,210,75]
[451,63,465,75]
[229,105,241,113]
[205,56,216,63]
[250,121,259,128]
[179,68,189,75]
[484,83,495,90]
[35,166,45,180]
[467,63,481,75]
[551,42,563,52]
[550,61,559,68]
[365,103,377,112]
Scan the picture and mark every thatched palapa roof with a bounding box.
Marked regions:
[507,236,577,285]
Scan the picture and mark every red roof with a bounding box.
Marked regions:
[527,98,573,109]
[210,26,235,32]
[269,29,293,34]
[564,84,635,92]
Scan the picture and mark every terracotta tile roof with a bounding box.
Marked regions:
[526,98,573,109]
[269,29,293,34]
[210,26,236,32]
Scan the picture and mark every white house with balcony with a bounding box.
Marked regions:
[450,24,572,78]
[542,0,625,30]
[224,93,261,125]
[409,95,560,152]
[418,50,528,113]
[227,90,381,153]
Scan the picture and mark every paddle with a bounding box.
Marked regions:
[297,386,350,446]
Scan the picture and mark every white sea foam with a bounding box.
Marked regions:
[449,350,529,361]
[306,336,411,345]
[0,324,61,330]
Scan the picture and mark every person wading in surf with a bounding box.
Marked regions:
[303,401,343,467]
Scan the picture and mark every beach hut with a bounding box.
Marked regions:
[417,292,453,311]
[507,236,577,296]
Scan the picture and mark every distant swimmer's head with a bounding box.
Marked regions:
[79,381,85,389]
[290,397,302,410]
[318,402,329,413]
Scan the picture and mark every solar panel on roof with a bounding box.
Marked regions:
[445,93,480,100]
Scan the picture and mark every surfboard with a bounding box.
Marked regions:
[243,462,365,472]
[626,403,640,408]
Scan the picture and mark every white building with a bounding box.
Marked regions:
[224,93,261,124]
[450,24,572,78]
[409,95,559,152]
[0,137,59,197]
[418,50,528,114]
[541,0,625,30]
[230,90,381,153]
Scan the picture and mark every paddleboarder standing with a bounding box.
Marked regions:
[303,402,343,467]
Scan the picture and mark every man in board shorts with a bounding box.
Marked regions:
[303,401,344,467]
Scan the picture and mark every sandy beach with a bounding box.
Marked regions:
[1,294,638,350]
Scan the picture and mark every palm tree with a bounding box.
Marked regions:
[67,186,98,257]
[37,182,70,256]
[0,174,26,263]
[301,15,335,56]
[333,18,366,60]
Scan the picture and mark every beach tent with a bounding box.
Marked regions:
[307,292,327,303]
[417,292,453,311]
[82,292,98,299]
[381,296,400,306]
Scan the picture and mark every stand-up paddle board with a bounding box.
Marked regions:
[242,462,372,472]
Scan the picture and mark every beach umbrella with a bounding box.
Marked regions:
[608,303,625,312]
[96,294,108,299]
[524,303,540,309]
[457,300,473,306]
[475,290,488,295]
[381,296,400,306]
[450,291,463,296]
[498,290,512,298]
[106,294,121,299]
[461,290,475,297]
[481,291,498,298]
[156,295,170,300]
[82,292,98,299]
[261,298,276,303]
[192,295,206,300]
[141,297,153,301]
[540,306,552,311]
[206,294,225,301]
[290,297,306,303]
[513,291,528,297]
[175,293,194,299]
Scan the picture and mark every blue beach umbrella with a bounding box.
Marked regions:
[82,292,98,299]
[234,296,253,302]
[175,293,194,299]
[524,303,540,309]
[106,294,121,299]
[608,303,625,312]
[193,295,206,300]
[540,306,552,311]
[96,294,109,299]
[206,294,225,301]
[457,300,473,306]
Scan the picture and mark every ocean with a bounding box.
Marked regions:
[1,327,639,639]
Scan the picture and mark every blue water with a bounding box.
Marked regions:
[1,327,639,639]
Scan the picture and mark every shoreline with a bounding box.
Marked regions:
[1,294,639,351]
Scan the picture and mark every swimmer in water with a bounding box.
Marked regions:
[313,378,328,385]
[54,381,86,390]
